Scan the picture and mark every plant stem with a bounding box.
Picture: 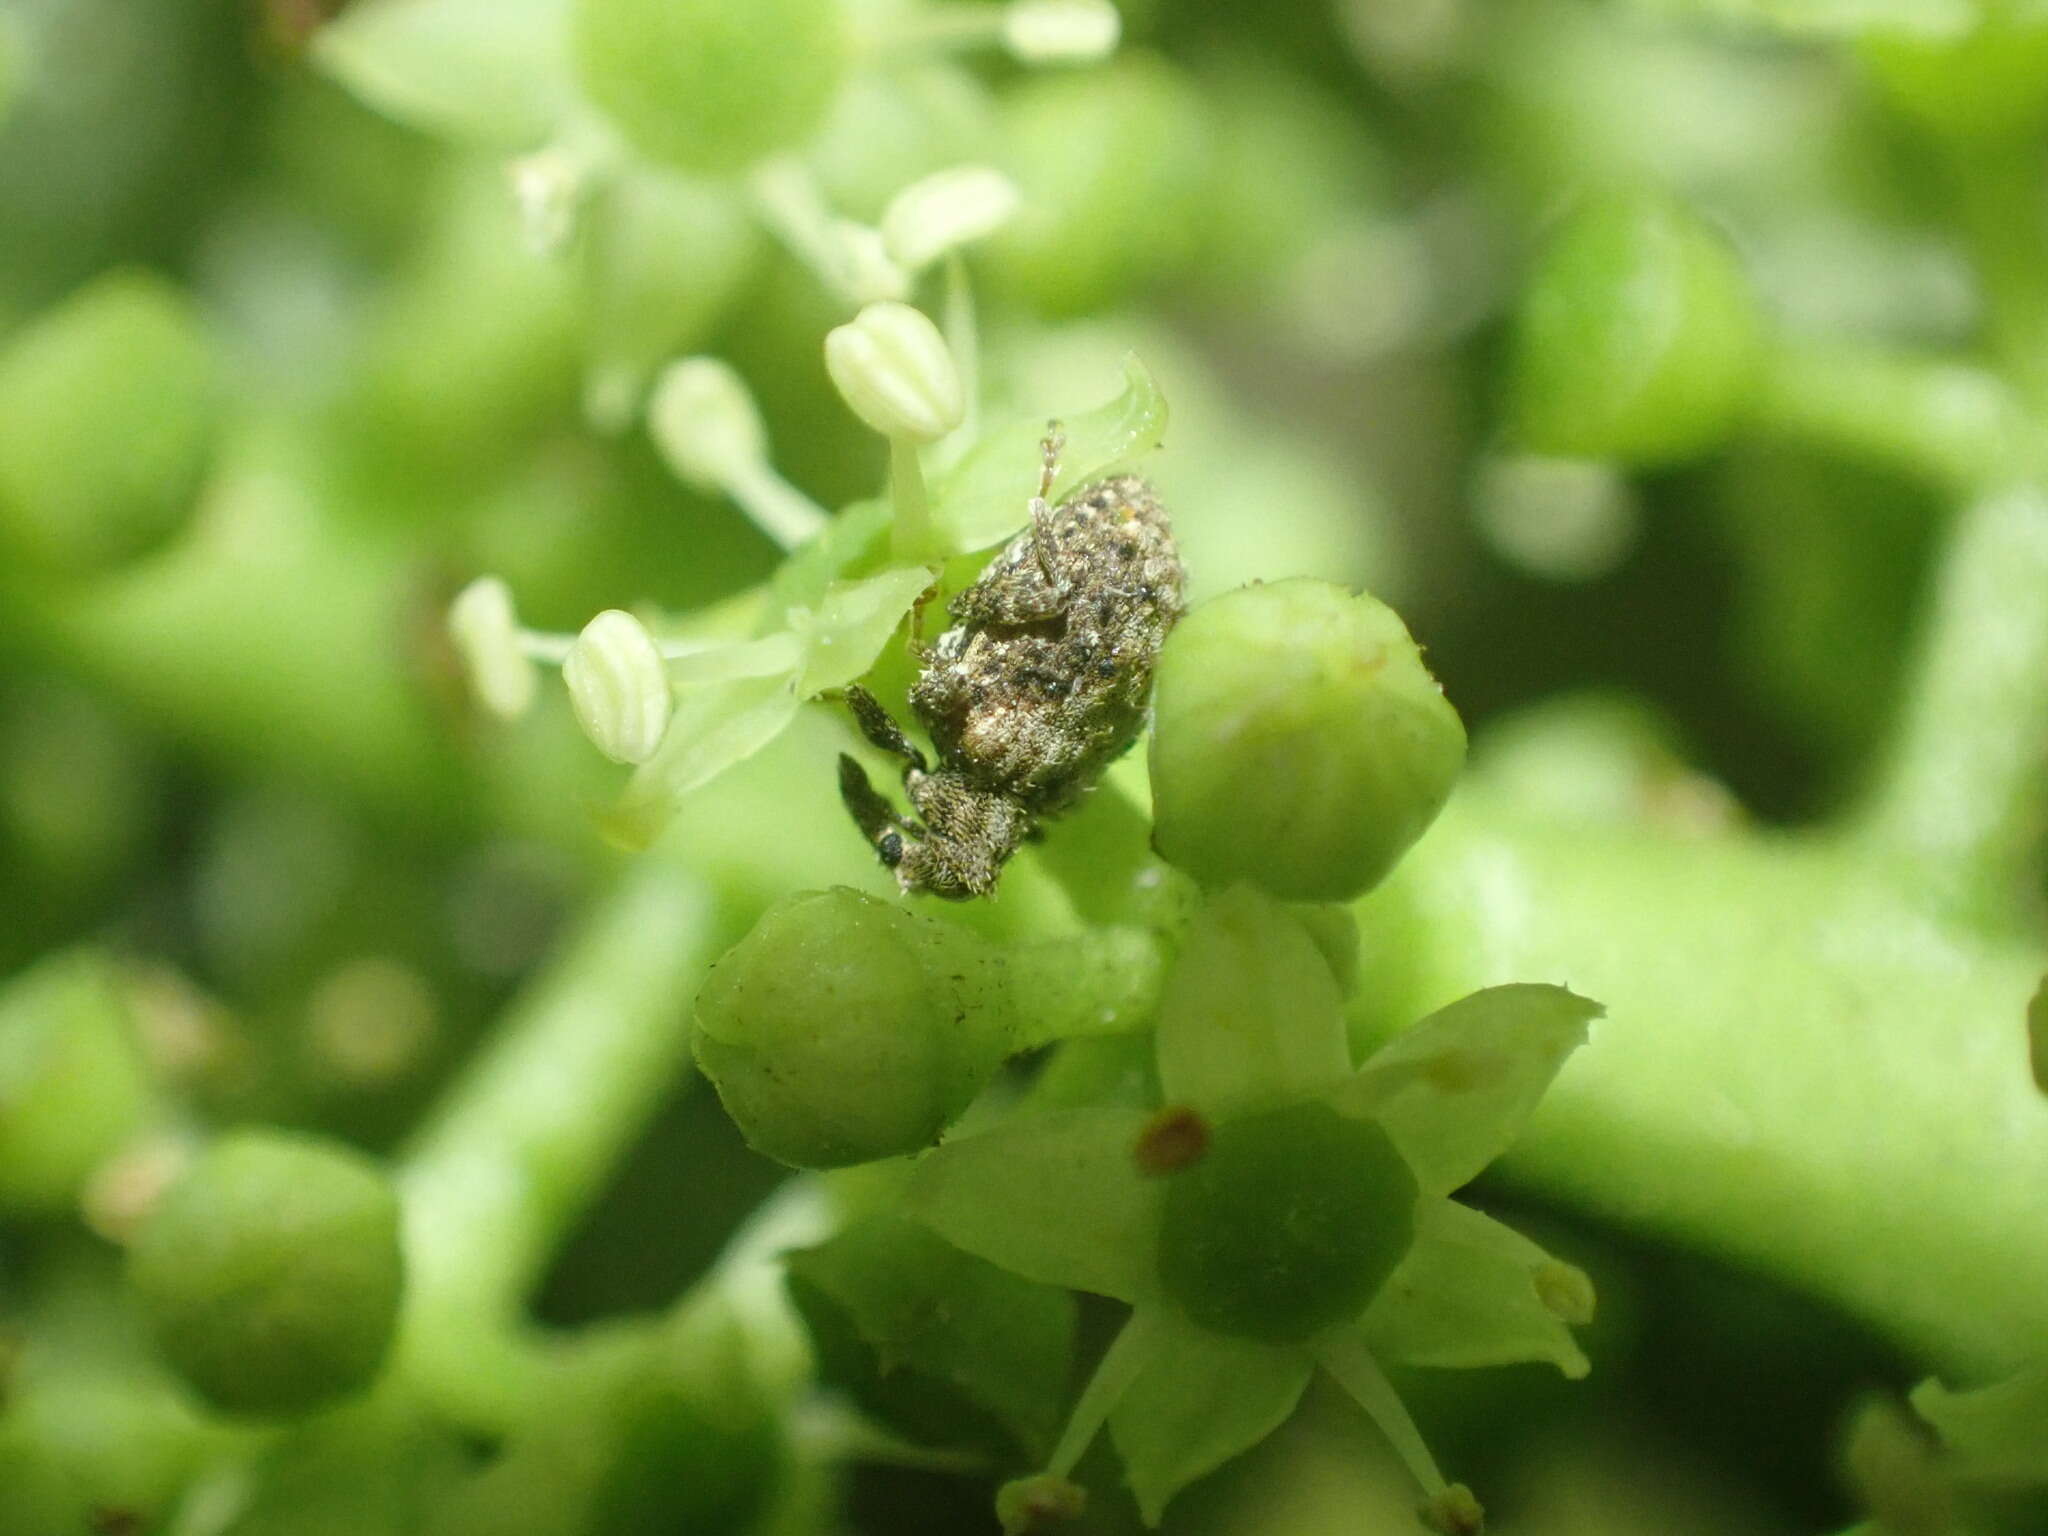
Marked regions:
[1749,342,2039,496]
[1357,791,2048,1378]
[889,436,935,562]
[1854,486,2048,924]
[391,857,722,1432]
[726,462,832,553]
[940,253,981,462]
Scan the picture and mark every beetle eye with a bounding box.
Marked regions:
[878,832,904,867]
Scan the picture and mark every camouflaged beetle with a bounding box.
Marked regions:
[838,429,1184,898]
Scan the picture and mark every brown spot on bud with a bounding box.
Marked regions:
[1133,1105,1210,1176]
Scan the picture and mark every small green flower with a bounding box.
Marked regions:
[910,886,1598,1529]
[453,357,1167,848]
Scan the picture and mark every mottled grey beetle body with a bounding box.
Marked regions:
[839,446,1184,899]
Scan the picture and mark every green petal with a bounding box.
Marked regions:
[603,676,800,849]
[784,1213,1076,1464]
[793,566,935,696]
[313,0,569,148]
[1156,887,1351,1122]
[1335,983,1599,1194]
[1910,1361,2048,1481]
[1357,1198,1592,1380]
[771,499,893,611]
[931,354,1167,555]
[664,632,805,686]
[1106,1306,1312,1527]
[908,1108,1162,1303]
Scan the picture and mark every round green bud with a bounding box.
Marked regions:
[692,889,1015,1168]
[129,1130,404,1416]
[0,269,222,574]
[1148,580,1467,902]
[0,949,152,1214]
[1157,1101,1417,1345]
[1508,190,1763,466]
[572,0,847,176]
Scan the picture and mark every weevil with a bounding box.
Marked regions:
[838,429,1184,898]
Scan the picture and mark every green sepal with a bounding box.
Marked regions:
[1357,1198,1592,1379]
[784,1212,1076,1464]
[1334,984,1599,1195]
[663,632,806,686]
[605,675,799,849]
[1155,886,1351,1123]
[312,0,570,148]
[908,1106,1162,1304]
[932,354,1167,556]
[792,566,934,695]
[1911,1361,2048,1481]
[1104,1305,1313,1527]
[771,499,893,612]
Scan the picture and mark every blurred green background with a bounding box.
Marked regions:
[2,0,2045,1532]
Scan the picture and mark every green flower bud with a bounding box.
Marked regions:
[564,609,673,765]
[1509,190,1763,466]
[824,301,964,444]
[1157,1100,1417,1344]
[129,1130,404,1416]
[0,269,222,574]
[0,949,152,1214]
[692,889,1014,1168]
[1148,580,1468,902]
[572,0,847,175]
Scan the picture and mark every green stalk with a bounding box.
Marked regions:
[1854,487,2048,925]
[889,436,935,563]
[1749,340,2048,922]
[1357,791,2048,1378]
[1749,342,2039,496]
[392,857,722,1432]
